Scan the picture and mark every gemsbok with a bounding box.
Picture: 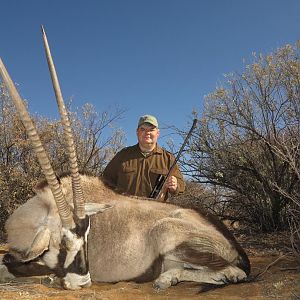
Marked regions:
[0,27,250,290]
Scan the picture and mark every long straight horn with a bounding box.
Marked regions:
[41,26,85,219]
[0,58,74,228]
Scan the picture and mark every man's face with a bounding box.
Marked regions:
[136,123,160,149]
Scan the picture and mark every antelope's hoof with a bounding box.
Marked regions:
[153,276,178,290]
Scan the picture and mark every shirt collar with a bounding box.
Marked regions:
[135,143,163,155]
[153,144,163,154]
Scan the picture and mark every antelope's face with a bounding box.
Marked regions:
[57,203,113,289]
[60,215,92,290]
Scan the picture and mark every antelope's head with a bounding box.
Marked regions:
[0,27,112,289]
[57,203,111,290]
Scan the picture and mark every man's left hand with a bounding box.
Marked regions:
[166,176,177,193]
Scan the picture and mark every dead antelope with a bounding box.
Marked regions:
[0,28,250,291]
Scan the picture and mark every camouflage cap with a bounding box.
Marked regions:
[138,115,158,128]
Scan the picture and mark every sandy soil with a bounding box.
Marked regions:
[0,233,299,300]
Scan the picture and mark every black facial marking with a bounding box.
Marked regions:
[3,253,52,277]
[56,215,90,277]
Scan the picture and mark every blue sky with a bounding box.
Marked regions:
[1,0,300,147]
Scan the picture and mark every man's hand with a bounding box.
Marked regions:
[166,176,177,193]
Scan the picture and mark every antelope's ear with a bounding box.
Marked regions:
[84,203,114,216]
[11,227,51,262]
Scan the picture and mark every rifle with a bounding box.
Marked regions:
[149,119,198,201]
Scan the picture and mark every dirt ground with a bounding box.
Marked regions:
[0,231,299,300]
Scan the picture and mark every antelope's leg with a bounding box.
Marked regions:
[154,265,247,290]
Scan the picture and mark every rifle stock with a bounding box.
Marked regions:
[149,174,165,199]
[149,119,198,201]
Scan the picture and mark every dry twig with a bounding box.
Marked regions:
[253,254,287,280]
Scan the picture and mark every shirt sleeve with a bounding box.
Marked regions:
[164,149,185,196]
[103,152,121,188]
[172,163,186,195]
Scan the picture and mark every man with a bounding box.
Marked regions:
[103,114,185,200]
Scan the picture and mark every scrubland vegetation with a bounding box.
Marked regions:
[1,42,299,252]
